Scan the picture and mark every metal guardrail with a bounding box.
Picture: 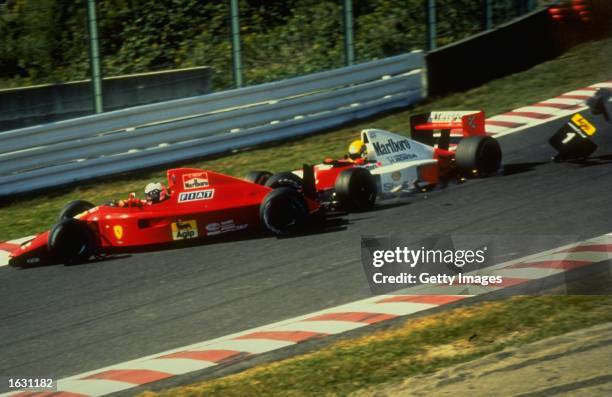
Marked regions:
[0,52,424,197]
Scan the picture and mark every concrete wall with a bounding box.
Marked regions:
[0,66,212,131]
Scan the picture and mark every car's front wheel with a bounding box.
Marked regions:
[334,168,377,212]
[48,218,95,265]
[58,200,95,221]
[260,188,309,236]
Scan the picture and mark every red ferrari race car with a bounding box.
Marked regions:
[9,168,321,267]
[245,110,501,212]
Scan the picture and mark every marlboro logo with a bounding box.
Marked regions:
[183,172,209,189]
[372,139,412,156]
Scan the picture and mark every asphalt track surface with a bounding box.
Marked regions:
[1,114,612,391]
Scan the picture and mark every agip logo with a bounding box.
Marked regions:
[171,220,198,240]
[182,172,209,190]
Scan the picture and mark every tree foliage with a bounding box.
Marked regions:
[0,0,521,90]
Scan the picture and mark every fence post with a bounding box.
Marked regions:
[343,0,355,66]
[515,0,528,15]
[425,0,437,51]
[483,0,493,30]
[86,0,103,113]
[527,0,537,11]
[230,0,243,88]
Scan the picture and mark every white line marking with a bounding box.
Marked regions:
[343,302,436,316]
[533,251,612,263]
[115,358,216,374]
[404,284,496,295]
[487,114,544,124]
[540,97,584,105]
[564,89,599,96]
[269,320,366,334]
[492,267,565,279]
[513,105,567,115]
[57,379,135,396]
[201,339,295,354]
[485,124,511,133]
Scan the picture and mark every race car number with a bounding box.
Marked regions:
[171,220,198,240]
[571,113,596,136]
[549,114,598,161]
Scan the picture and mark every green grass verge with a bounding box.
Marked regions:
[1,37,611,241]
[138,296,612,397]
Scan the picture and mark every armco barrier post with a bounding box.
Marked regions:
[230,0,243,88]
[483,0,493,30]
[343,0,355,66]
[426,0,437,51]
[87,0,103,113]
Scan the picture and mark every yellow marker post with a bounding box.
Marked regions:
[571,113,597,136]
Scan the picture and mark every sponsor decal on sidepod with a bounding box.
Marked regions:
[182,172,209,190]
[178,189,215,203]
[171,220,198,240]
[205,220,248,236]
[371,138,412,156]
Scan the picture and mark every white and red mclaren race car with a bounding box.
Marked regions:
[247,110,502,211]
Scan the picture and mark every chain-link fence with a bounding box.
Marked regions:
[0,0,540,131]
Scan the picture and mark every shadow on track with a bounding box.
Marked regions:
[501,161,549,176]
[13,214,351,269]
[573,153,612,167]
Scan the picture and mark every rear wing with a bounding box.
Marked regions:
[410,111,485,150]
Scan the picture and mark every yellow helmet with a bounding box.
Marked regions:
[348,140,366,160]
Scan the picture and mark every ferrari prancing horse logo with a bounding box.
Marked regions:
[113,225,124,240]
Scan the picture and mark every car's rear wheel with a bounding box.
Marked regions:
[260,187,309,236]
[455,136,502,175]
[245,170,273,185]
[58,200,95,221]
[265,172,303,190]
[48,218,95,265]
[334,168,376,212]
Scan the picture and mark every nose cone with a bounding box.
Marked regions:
[8,232,52,267]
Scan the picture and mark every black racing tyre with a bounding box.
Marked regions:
[48,218,95,265]
[260,187,309,236]
[245,170,273,185]
[58,199,95,221]
[455,136,502,175]
[264,172,303,190]
[334,167,376,212]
